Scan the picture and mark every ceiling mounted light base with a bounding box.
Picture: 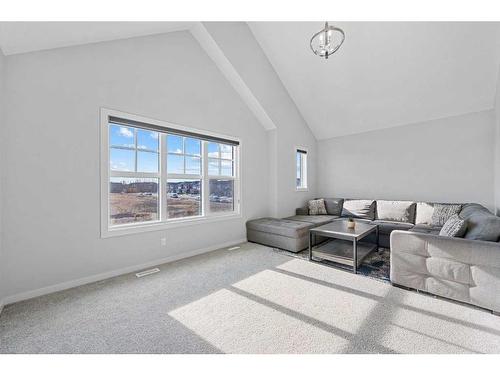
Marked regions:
[310,22,345,59]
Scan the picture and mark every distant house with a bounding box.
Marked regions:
[110,181,158,194]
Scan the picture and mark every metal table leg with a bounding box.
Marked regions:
[353,238,357,273]
[309,231,313,260]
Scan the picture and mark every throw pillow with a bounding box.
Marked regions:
[376,200,416,223]
[323,198,344,216]
[341,199,376,220]
[308,199,327,215]
[439,214,467,237]
[415,202,434,225]
[431,204,462,226]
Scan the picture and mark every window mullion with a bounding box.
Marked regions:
[236,144,240,209]
[218,144,222,175]
[109,171,159,178]
[160,133,168,222]
[167,173,202,179]
[134,128,138,172]
[203,141,209,217]
[183,138,186,174]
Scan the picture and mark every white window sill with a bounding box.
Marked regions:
[101,212,242,238]
[296,187,309,192]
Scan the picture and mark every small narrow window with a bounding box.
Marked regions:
[296,148,308,190]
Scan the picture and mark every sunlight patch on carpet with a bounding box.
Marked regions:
[168,288,351,354]
[232,269,379,335]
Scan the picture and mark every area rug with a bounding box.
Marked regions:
[272,246,391,282]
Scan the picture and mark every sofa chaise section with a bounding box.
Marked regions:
[246,215,338,252]
[246,218,314,253]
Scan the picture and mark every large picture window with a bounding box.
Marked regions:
[101,109,240,236]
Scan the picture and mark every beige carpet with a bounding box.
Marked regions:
[1,242,499,353]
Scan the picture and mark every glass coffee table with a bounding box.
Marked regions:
[308,220,379,273]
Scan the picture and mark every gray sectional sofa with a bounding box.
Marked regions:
[246,198,500,313]
[248,198,440,250]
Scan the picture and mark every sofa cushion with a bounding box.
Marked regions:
[462,211,500,242]
[376,200,416,223]
[323,198,344,216]
[246,218,312,239]
[439,214,467,237]
[373,220,414,234]
[308,199,327,215]
[415,202,435,225]
[296,206,309,216]
[342,199,376,220]
[459,203,500,242]
[459,203,490,218]
[426,257,472,284]
[415,202,462,226]
[431,204,462,226]
[409,224,442,236]
[285,215,338,225]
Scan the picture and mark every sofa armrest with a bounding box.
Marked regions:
[390,230,500,312]
[296,206,309,215]
[390,230,500,267]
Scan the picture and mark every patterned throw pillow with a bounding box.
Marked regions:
[308,199,327,215]
[439,214,467,237]
[431,204,462,226]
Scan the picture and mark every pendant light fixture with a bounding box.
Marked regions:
[310,22,345,59]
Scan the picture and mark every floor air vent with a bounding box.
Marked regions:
[135,268,160,278]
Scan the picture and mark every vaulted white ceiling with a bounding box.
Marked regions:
[2,22,500,140]
[0,22,192,55]
[249,22,500,139]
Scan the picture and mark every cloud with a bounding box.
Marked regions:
[110,161,131,171]
[150,132,159,139]
[119,127,134,138]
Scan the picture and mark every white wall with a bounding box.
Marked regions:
[495,65,500,215]
[1,31,271,301]
[318,110,496,211]
[0,49,5,306]
[203,22,318,218]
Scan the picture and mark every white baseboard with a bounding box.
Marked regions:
[1,238,247,308]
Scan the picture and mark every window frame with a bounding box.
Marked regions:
[206,142,237,215]
[295,146,308,191]
[101,108,241,238]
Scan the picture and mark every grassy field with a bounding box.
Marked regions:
[110,193,233,225]
[167,196,201,219]
[110,193,158,225]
